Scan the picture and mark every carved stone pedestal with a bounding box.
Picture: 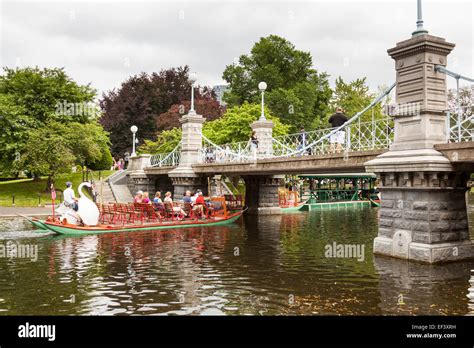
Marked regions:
[372,171,472,263]
[169,175,208,199]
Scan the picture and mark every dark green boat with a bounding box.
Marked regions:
[282,173,379,211]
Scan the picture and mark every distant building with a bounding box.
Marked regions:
[212,85,228,106]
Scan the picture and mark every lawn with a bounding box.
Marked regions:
[0,170,114,207]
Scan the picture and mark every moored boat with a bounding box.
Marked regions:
[25,182,245,236]
[281,173,380,211]
[30,210,244,235]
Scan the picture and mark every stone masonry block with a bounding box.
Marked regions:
[413,201,428,210]
[404,211,429,220]
[429,202,448,211]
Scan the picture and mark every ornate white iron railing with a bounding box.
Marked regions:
[201,135,254,163]
[150,143,181,167]
[447,106,474,143]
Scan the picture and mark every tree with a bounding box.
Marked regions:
[0,67,97,126]
[222,35,332,131]
[20,126,76,187]
[0,94,30,177]
[0,67,105,177]
[139,127,182,155]
[20,121,112,188]
[324,77,385,129]
[139,102,290,155]
[100,66,220,156]
[155,96,224,131]
[448,86,474,121]
[203,102,289,144]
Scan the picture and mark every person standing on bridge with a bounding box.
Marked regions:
[297,126,310,155]
[249,131,258,159]
[328,107,348,153]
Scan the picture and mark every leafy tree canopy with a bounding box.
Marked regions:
[155,95,224,132]
[222,35,332,131]
[0,66,97,125]
[139,102,290,155]
[0,67,110,179]
[203,102,289,144]
[321,77,386,129]
[100,66,221,156]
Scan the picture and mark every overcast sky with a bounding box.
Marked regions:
[1,0,473,98]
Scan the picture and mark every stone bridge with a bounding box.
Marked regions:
[125,15,474,263]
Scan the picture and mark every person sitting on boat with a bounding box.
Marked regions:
[134,191,143,203]
[142,191,151,204]
[153,191,163,204]
[193,190,206,219]
[182,191,192,204]
[164,191,187,217]
[153,191,165,213]
[63,182,78,211]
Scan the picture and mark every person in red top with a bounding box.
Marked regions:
[193,190,206,218]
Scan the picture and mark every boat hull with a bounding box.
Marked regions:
[299,200,372,211]
[33,211,243,236]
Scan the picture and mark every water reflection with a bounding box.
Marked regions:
[0,196,472,315]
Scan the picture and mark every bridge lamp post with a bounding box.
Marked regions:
[130,125,138,157]
[189,72,198,114]
[258,81,267,120]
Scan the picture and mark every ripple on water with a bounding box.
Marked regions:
[0,199,473,315]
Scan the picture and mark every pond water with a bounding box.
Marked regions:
[0,195,473,315]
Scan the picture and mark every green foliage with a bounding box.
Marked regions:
[0,66,112,178]
[20,125,76,181]
[324,77,385,127]
[138,102,290,154]
[139,127,182,154]
[203,102,289,144]
[19,121,112,184]
[222,35,332,131]
[0,66,97,125]
[0,94,31,177]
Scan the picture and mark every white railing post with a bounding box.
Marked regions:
[457,107,462,142]
[446,111,451,142]
[346,125,351,152]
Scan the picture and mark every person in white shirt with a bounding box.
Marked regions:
[63,182,78,211]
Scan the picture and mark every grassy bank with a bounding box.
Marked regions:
[0,171,113,207]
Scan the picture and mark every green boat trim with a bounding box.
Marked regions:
[370,198,381,207]
[281,205,305,212]
[299,200,372,211]
[32,210,244,236]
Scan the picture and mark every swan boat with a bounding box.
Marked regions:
[27,182,245,236]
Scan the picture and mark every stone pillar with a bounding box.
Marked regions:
[365,33,474,263]
[126,154,155,194]
[168,111,206,199]
[169,176,208,198]
[154,175,174,195]
[243,175,283,215]
[251,119,274,158]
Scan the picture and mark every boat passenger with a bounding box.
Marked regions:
[164,192,187,217]
[153,191,162,204]
[193,190,206,218]
[153,191,165,213]
[182,191,192,204]
[134,191,143,203]
[142,192,151,204]
[63,182,79,211]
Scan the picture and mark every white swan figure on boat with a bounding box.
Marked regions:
[77,182,100,226]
